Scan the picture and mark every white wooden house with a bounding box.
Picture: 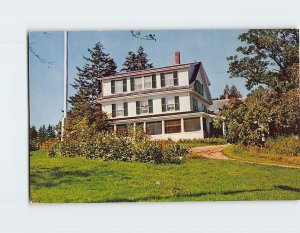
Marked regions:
[98,52,214,140]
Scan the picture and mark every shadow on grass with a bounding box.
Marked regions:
[89,188,269,202]
[274,185,300,192]
[30,166,96,188]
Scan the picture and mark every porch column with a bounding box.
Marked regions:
[181,118,184,132]
[162,120,165,134]
[200,116,204,137]
[222,121,226,137]
[143,122,146,133]
[113,124,117,132]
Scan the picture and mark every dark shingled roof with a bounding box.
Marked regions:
[208,97,246,114]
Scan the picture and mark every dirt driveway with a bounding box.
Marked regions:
[190,144,300,169]
[189,144,231,160]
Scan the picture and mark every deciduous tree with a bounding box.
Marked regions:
[227,29,299,94]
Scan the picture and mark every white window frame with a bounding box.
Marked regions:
[140,100,149,114]
[166,97,175,112]
[115,80,123,93]
[165,73,174,87]
[116,103,124,117]
[144,76,152,89]
[135,77,143,91]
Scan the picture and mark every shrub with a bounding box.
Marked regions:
[164,143,189,164]
[40,138,57,151]
[48,141,61,158]
[136,143,164,164]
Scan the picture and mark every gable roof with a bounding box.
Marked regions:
[208,97,247,114]
[100,62,201,81]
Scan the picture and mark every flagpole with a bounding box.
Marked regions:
[61,31,68,141]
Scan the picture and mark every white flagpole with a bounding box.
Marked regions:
[61,31,68,141]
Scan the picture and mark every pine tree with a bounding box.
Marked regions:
[220,84,230,99]
[69,42,117,117]
[38,125,47,143]
[68,42,116,131]
[229,85,242,98]
[121,46,153,72]
[46,125,56,139]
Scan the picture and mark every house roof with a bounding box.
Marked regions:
[99,62,201,81]
[208,97,247,114]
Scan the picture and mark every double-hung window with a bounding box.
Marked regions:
[144,76,152,89]
[140,100,149,114]
[192,97,198,111]
[116,103,124,117]
[166,97,175,111]
[164,73,174,86]
[115,80,123,93]
[135,77,143,91]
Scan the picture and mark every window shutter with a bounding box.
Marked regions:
[160,73,165,87]
[130,77,135,91]
[123,102,128,116]
[173,71,178,86]
[161,98,166,112]
[148,99,153,113]
[175,96,180,111]
[136,101,141,115]
[111,80,115,94]
[201,83,204,96]
[123,79,127,92]
[112,104,116,117]
[152,74,156,88]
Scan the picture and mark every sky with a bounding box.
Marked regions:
[29,30,248,128]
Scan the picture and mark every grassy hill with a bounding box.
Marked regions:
[30,150,300,203]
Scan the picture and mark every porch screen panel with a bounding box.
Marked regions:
[184,117,201,132]
[165,119,181,134]
[116,124,128,135]
[146,121,162,135]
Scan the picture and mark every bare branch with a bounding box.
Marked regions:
[130,30,156,41]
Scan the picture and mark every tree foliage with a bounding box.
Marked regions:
[68,42,116,131]
[227,29,299,93]
[216,29,299,145]
[29,124,56,151]
[220,84,242,99]
[121,46,153,72]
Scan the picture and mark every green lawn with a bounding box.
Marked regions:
[224,145,300,167]
[30,150,300,203]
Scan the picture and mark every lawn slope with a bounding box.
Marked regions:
[30,151,300,203]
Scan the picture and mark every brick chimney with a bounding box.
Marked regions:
[175,51,180,65]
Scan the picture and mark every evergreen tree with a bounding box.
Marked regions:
[69,42,117,115]
[220,84,241,99]
[46,124,56,139]
[38,125,47,143]
[229,85,242,98]
[29,125,39,151]
[29,125,38,140]
[121,46,153,72]
[68,42,116,131]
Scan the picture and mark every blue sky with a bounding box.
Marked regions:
[29,30,248,128]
